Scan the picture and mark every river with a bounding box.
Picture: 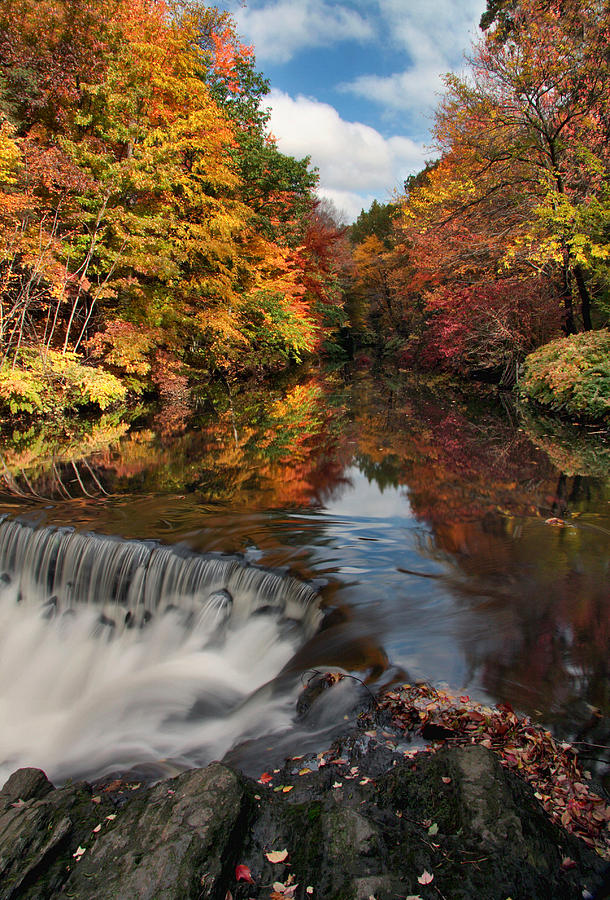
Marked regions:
[0,368,608,785]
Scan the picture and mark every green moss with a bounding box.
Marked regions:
[307,802,322,823]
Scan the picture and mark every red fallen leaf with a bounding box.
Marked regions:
[418,870,434,885]
[258,772,273,784]
[561,857,576,870]
[102,779,124,792]
[459,695,470,703]
[235,864,254,883]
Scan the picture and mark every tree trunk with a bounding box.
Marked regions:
[573,264,592,330]
[560,250,576,335]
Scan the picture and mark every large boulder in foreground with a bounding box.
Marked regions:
[0,745,606,900]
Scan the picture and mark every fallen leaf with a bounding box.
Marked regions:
[561,857,576,870]
[282,786,294,793]
[545,517,565,527]
[306,888,314,895]
[332,781,343,788]
[359,777,372,785]
[235,864,254,884]
[442,777,452,784]
[428,823,439,836]
[298,768,312,776]
[91,796,101,804]
[224,892,233,900]
[272,881,298,896]
[418,870,434,885]
[105,814,117,821]
[102,779,123,792]
[265,849,289,864]
[73,846,86,860]
[92,824,102,834]
[259,772,273,784]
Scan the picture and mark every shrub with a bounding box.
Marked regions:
[520,329,610,421]
[0,349,127,417]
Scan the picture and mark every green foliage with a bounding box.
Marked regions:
[349,200,399,249]
[479,0,518,35]
[0,349,127,416]
[520,329,610,420]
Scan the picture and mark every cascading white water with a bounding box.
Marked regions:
[0,517,321,785]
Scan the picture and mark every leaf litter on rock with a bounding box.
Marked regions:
[370,683,610,858]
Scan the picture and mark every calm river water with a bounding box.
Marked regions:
[0,368,608,784]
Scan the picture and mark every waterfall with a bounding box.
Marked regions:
[0,517,321,784]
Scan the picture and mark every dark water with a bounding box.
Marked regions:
[0,368,608,783]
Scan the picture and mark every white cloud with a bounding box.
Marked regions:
[232,0,374,64]
[341,0,486,115]
[316,189,378,225]
[267,89,430,221]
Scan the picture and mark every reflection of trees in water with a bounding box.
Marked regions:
[0,373,356,507]
[338,375,609,727]
[422,513,609,725]
[1,368,607,728]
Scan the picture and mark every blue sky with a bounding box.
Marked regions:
[215,1,487,221]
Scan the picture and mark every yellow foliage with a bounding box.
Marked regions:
[0,122,20,184]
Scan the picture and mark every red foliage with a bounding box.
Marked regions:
[423,277,562,379]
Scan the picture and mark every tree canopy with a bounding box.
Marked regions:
[0,0,346,416]
[347,0,610,388]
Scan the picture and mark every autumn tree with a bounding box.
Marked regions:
[0,0,344,417]
[387,0,610,380]
[350,199,398,249]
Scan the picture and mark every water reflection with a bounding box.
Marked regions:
[0,368,608,774]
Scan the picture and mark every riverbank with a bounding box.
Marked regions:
[2,685,608,900]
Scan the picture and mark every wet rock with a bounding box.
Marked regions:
[0,768,53,811]
[67,764,252,899]
[207,588,233,611]
[296,671,375,725]
[0,771,114,900]
[0,748,605,899]
[42,597,57,619]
